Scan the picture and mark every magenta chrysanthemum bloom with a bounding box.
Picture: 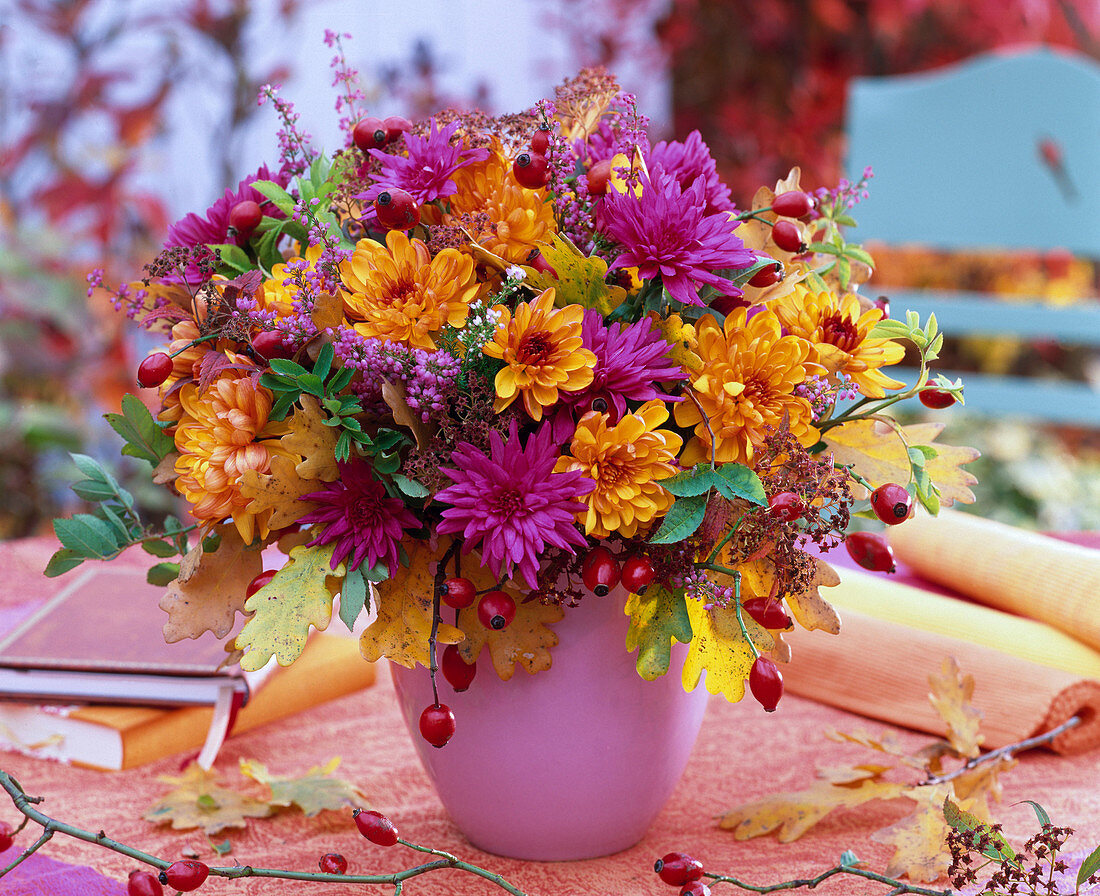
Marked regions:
[298,461,419,574]
[358,119,489,207]
[647,130,735,216]
[551,309,684,440]
[601,165,755,307]
[435,421,594,588]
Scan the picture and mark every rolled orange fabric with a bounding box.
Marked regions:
[783,566,1100,753]
[886,510,1100,653]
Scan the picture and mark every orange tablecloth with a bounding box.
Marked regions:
[1,538,1099,895]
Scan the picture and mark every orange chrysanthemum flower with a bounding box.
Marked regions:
[155,320,233,427]
[555,400,683,538]
[773,286,905,399]
[675,308,819,466]
[445,143,556,264]
[341,230,480,350]
[173,369,292,544]
[483,288,596,421]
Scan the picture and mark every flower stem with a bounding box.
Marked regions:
[706,862,952,895]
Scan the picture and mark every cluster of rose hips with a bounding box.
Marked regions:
[125,861,208,894]
[655,851,711,895]
[841,482,915,575]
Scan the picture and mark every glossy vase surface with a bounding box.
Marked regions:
[390,583,709,860]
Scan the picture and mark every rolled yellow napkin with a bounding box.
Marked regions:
[783,566,1100,753]
[886,510,1100,653]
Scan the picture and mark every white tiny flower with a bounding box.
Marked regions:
[505,265,526,282]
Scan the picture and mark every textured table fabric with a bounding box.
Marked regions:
[0,538,1098,895]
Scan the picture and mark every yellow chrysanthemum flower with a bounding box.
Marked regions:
[341,230,480,350]
[675,308,819,466]
[773,286,905,399]
[555,400,683,538]
[174,369,292,544]
[445,143,556,264]
[261,243,325,320]
[482,288,596,421]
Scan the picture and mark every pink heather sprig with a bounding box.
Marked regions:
[670,568,735,611]
[89,268,169,326]
[258,84,314,177]
[796,373,859,422]
[813,165,875,215]
[332,328,411,412]
[293,197,352,295]
[230,292,278,331]
[405,348,461,422]
[610,92,651,163]
[535,98,599,253]
[324,30,367,138]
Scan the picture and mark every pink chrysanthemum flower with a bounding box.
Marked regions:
[551,309,684,440]
[601,165,755,307]
[647,130,735,215]
[299,461,419,574]
[358,119,489,207]
[435,420,594,588]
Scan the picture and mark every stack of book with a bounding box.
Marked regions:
[0,564,376,770]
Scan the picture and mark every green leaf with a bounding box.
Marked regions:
[844,246,875,267]
[212,839,233,856]
[312,342,334,381]
[53,514,121,559]
[142,539,180,558]
[839,850,861,868]
[70,453,110,483]
[943,797,1016,864]
[44,548,85,577]
[269,392,298,422]
[392,474,429,498]
[147,562,181,587]
[361,560,389,583]
[327,366,354,394]
[296,373,324,397]
[256,226,284,272]
[210,243,253,274]
[335,431,351,463]
[712,464,766,504]
[649,494,708,544]
[105,394,175,466]
[1077,841,1100,889]
[268,358,309,378]
[252,179,297,216]
[660,467,718,497]
[338,566,368,631]
[99,504,133,543]
[71,480,118,502]
[624,584,693,680]
[1017,800,1050,828]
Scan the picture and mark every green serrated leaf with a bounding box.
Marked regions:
[649,494,708,544]
[712,464,766,504]
[252,180,297,216]
[297,373,324,397]
[53,515,121,559]
[844,246,875,267]
[869,320,912,338]
[100,504,133,543]
[1077,841,1100,889]
[269,392,298,422]
[338,566,369,631]
[806,241,842,256]
[70,453,109,483]
[327,366,354,394]
[210,243,253,274]
[392,474,430,498]
[147,562,181,587]
[105,394,175,465]
[44,548,84,577]
[833,213,857,227]
[660,467,718,497]
[312,343,334,381]
[71,480,118,502]
[335,431,351,463]
[361,560,389,583]
[836,256,852,289]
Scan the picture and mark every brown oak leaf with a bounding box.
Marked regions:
[871,784,960,883]
[238,453,320,530]
[382,379,431,450]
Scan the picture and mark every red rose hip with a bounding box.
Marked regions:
[245,569,276,597]
[354,808,400,846]
[159,860,208,891]
[654,852,704,886]
[748,263,782,287]
[771,219,804,253]
[512,151,550,189]
[127,870,164,896]
[440,576,476,609]
[374,189,420,230]
[620,555,656,593]
[582,545,620,596]
[844,530,896,573]
[749,655,784,712]
[771,190,813,218]
[318,852,348,874]
[229,199,262,238]
[353,117,388,152]
[870,483,912,524]
[477,590,516,630]
[137,352,173,389]
[441,643,477,692]
[419,702,456,748]
[741,597,791,630]
[919,387,957,409]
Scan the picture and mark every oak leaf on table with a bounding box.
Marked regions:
[929,656,984,758]
[239,757,367,817]
[144,763,272,835]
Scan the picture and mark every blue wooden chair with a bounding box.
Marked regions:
[844,45,1100,426]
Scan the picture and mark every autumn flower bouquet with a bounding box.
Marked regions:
[54,61,977,751]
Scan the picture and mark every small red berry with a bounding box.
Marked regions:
[441,643,477,692]
[620,555,656,594]
[383,115,412,144]
[845,530,896,572]
[477,590,516,630]
[527,252,558,276]
[419,702,456,748]
[512,151,550,189]
[655,852,704,886]
[919,387,957,409]
[0,821,13,853]
[137,352,173,389]
[581,545,621,597]
[353,117,388,153]
[768,491,805,522]
[748,263,783,288]
[749,656,784,712]
[874,296,890,319]
[771,190,813,218]
[354,808,400,846]
[440,576,476,609]
[252,330,294,361]
[741,597,791,630]
[374,189,420,230]
[680,883,712,896]
[530,123,553,154]
[159,860,208,892]
[586,158,613,195]
[127,870,164,896]
[771,220,804,253]
[246,569,276,598]
[229,199,262,238]
[318,852,348,874]
[870,483,912,524]
[709,294,750,316]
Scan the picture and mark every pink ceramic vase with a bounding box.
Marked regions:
[389,582,709,860]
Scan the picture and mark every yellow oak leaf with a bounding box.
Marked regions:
[144,762,272,835]
[455,596,563,680]
[825,727,929,771]
[951,757,1015,813]
[816,762,894,785]
[928,656,984,758]
[159,525,262,642]
[239,757,367,816]
[359,539,463,669]
[238,453,320,530]
[625,584,694,681]
[279,394,340,482]
[523,233,627,315]
[871,784,959,883]
[310,290,344,333]
[648,311,700,372]
[720,776,907,842]
[382,379,432,450]
[681,598,773,703]
[821,419,979,506]
[234,543,343,671]
[784,555,842,635]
